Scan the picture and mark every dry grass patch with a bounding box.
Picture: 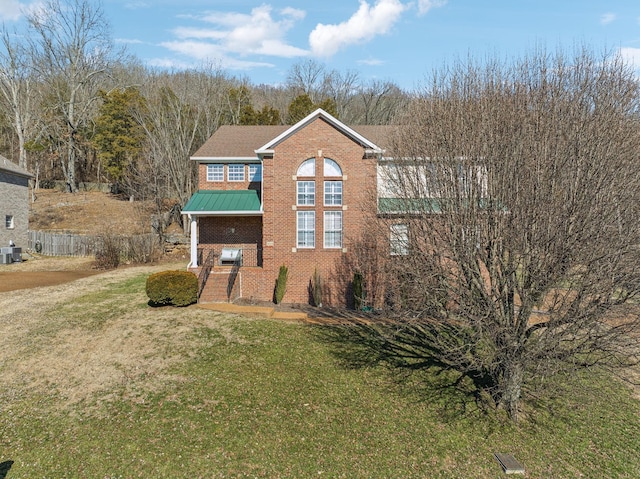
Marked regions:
[0,262,231,410]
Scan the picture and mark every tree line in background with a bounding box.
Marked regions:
[0,0,409,207]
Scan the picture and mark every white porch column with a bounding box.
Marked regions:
[189,214,198,268]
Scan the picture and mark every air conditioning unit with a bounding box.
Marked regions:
[219,248,242,266]
[11,247,22,262]
[0,253,12,264]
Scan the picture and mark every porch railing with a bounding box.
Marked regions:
[197,249,216,298]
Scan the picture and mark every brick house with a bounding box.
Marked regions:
[183,109,396,305]
[0,156,33,249]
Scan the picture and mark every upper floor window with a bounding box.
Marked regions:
[297,158,315,177]
[297,181,315,206]
[207,164,224,182]
[228,164,245,182]
[324,158,342,177]
[249,164,262,181]
[324,181,342,206]
[5,215,14,229]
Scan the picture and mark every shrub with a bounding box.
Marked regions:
[94,234,120,270]
[311,267,323,307]
[146,270,198,307]
[274,264,288,304]
[353,271,365,310]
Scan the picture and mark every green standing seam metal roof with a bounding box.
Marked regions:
[182,190,262,215]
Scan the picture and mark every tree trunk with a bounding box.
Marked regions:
[498,362,524,421]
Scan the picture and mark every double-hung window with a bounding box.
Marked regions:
[297,181,315,206]
[228,164,245,182]
[249,164,262,181]
[297,211,315,248]
[324,211,342,248]
[390,224,409,256]
[324,181,342,206]
[5,215,14,229]
[207,164,224,182]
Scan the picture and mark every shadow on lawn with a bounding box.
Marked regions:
[0,461,13,479]
[309,312,495,422]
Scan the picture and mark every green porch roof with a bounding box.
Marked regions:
[182,190,262,215]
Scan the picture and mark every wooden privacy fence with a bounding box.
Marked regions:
[28,231,157,257]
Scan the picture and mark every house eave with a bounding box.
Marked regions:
[256,108,384,153]
[191,156,259,163]
[181,210,264,216]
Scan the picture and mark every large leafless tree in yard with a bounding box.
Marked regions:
[368,48,640,420]
[0,28,37,171]
[27,0,118,192]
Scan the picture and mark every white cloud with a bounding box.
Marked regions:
[0,0,22,21]
[170,5,308,60]
[417,0,447,16]
[309,0,406,57]
[159,38,276,70]
[115,38,144,45]
[358,58,385,66]
[620,47,640,68]
[600,12,616,25]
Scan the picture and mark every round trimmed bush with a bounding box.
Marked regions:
[146,270,198,307]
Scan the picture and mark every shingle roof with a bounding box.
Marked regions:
[192,125,289,158]
[0,156,33,178]
[182,190,262,215]
[191,117,397,160]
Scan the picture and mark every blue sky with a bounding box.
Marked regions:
[2,0,640,89]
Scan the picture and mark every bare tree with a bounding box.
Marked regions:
[366,48,640,420]
[27,0,118,192]
[354,79,409,125]
[286,59,327,103]
[0,28,36,170]
[137,67,232,208]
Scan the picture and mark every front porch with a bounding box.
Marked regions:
[191,245,265,303]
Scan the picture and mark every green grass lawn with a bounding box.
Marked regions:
[1,270,640,478]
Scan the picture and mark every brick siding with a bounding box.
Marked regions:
[0,170,30,248]
[195,117,380,306]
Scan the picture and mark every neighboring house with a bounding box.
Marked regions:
[183,109,397,305]
[0,156,33,249]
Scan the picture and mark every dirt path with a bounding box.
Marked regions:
[0,256,98,292]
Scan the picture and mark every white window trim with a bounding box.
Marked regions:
[228,164,245,182]
[297,181,315,206]
[324,158,343,177]
[324,211,342,249]
[297,211,315,248]
[324,180,343,206]
[297,158,315,177]
[207,164,224,182]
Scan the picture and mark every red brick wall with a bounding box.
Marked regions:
[194,118,379,306]
[261,118,378,305]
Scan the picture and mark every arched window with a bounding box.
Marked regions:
[324,158,342,177]
[297,158,315,177]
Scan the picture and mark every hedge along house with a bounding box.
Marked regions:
[0,156,33,249]
[183,108,396,305]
